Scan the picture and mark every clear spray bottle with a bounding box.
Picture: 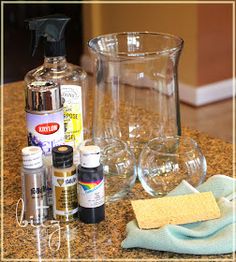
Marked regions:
[25,14,88,163]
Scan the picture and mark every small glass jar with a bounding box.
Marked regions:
[138,136,207,196]
[81,137,137,202]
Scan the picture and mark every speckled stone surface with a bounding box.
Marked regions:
[2,81,234,261]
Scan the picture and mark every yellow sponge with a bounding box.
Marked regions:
[131,192,221,229]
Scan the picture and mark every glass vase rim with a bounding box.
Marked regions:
[88,31,184,59]
[143,136,200,156]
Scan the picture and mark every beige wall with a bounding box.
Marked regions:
[82,3,232,88]
[197,4,232,86]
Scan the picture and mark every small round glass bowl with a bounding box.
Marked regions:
[80,137,137,202]
[138,136,207,196]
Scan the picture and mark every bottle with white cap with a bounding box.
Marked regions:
[78,145,105,224]
[21,146,48,224]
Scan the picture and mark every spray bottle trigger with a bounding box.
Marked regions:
[25,14,71,57]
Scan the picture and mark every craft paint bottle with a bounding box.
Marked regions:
[21,146,48,224]
[52,145,78,221]
[78,145,105,224]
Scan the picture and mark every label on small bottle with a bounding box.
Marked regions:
[79,178,105,208]
[52,169,78,220]
[22,168,48,223]
[26,111,64,156]
[61,85,83,148]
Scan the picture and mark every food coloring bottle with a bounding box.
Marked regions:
[78,145,105,224]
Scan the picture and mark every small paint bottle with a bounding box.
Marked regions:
[21,146,48,224]
[52,145,78,222]
[78,145,105,224]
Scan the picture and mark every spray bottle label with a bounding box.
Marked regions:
[52,169,78,220]
[61,85,83,147]
[79,178,105,208]
[26,111,64,156]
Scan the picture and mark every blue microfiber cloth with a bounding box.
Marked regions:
[121,175,236,254]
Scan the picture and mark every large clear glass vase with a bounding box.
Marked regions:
[89,32,184,159]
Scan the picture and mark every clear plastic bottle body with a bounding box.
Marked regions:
[24,57,87,86]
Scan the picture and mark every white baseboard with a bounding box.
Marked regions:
[179,79,233,106]
[81,54,233,107]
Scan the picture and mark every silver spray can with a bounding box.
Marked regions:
[21,146,48,223]
[25,80,65,205]
[25,80,65,156]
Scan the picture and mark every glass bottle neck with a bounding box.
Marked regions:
[44,56,67,70]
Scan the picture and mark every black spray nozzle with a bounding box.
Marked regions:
[25,14,70,57]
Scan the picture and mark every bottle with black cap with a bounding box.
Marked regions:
[52,145,78,222]
[78,145,105,224]
[25,14,88,164]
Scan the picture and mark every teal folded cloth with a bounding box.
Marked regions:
[121,175,236,255]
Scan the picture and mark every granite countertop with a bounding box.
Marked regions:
[2,81,234,261]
